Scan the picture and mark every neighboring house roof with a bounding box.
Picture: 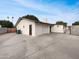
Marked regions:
[15,15,53,26]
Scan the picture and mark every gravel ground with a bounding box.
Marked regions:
[0,33,79,59]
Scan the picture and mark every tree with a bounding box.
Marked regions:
[22,15,39,22]
[0,20,14,28]
[12,17,14,19]
[11,16,14,22]
[72,21,79,25]
[7,16,9,19]
[56,21,67,27]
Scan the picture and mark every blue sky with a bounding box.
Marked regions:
[0,0,79,25]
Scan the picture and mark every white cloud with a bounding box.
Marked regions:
[13,0,62,14]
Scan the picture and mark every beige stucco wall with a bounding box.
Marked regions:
[51,25,64,33]
[71,25,79,35]
[16,18,35,36]
[35,23,50,36]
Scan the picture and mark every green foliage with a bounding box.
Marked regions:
[22,15,39,22]
[72,21,79,25]
[0,20,14,28]
[56,21,67,27]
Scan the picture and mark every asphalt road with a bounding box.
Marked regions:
[0,33,79,59]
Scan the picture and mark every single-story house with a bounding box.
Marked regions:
[16,15,52,36]
[51,24,65,33]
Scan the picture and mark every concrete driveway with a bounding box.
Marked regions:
[0,33,27,59]
[0,33,79,59]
